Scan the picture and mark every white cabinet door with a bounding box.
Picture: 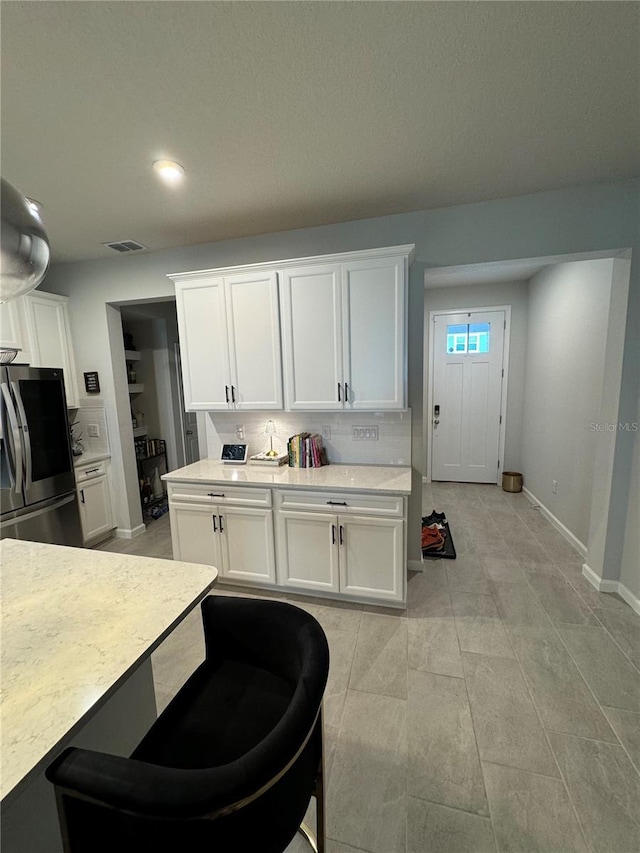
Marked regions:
[25,292,79,407]
[77,476,115,543]
[169,502,222,567]
[225,271,282,410]
[342,256,405,410]
[0,298,28,356]
[220,505,276,583]
[280,265,343,410]
[277,510,340,592]
[339,515,404,603]
[175,279,231,410]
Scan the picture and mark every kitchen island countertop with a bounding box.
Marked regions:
[163,460,412,495]
[0,539,217,804]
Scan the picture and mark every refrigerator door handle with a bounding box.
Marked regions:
[1,382,23,493]
[11,381,32,490]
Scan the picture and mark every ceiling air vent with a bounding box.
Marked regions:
[103,239,146,253]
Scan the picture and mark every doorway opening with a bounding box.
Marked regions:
[429,306,510,484]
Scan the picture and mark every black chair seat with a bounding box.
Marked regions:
[134,658,294,769]
[46,596,330,853]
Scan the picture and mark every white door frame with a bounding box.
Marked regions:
[426,304,511,484]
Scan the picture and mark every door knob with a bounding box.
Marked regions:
[434,418,440,426]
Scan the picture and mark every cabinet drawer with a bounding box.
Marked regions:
[275,489,404,517]
[75,461,108,482]
[168,482,272,508]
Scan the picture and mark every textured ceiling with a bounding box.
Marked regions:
[2,2,639,263]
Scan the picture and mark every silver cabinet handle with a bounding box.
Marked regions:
[207,492,225,498]
[331,524,336,545]
[80,489,85,504]
[212,515,217,533]
[231,386,236,404]
[337,382,342,402]
[219,514,224,533]
[339,525,344,546]
[327,500,347,506]
[344,382,349,402]
[225,386,230,404]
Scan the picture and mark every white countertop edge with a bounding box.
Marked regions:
[73,452,111,468]
[163,462,412,496]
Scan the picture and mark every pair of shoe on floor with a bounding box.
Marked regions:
[421,511,447,552]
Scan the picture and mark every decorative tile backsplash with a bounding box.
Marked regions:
[70,406,110,458]
[203,410,412,466]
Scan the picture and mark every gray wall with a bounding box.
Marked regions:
[424,280,528,474]
[620,392,640,599]
[522,259,614,546]
[43,178,639,578]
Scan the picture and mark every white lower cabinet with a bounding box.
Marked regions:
[169,495,276,584]
[76,465,115,545]
[167,481,406,605]
[276,490,406,604]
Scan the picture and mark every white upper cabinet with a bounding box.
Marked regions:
[170,245,413,413]
[342,256,405,410]
[174,271,282,411]
[175,277,230,410]
[24,291,79,408]
[280,265,343,410]
[280,253,408,410]
[225,271,282,410]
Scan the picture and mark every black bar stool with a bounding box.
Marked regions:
[46,596,330,853]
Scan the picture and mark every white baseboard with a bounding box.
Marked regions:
[408,559,424,573]
[582,563,640,615]
[115,523,146,540]
[522,487,587,558]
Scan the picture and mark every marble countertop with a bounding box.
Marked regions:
[73,452,111,468]
[163,461,412,495]
[0,539,218,803]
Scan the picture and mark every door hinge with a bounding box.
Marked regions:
[504,320,506,329]
[499,415,502,424]
[501,368,504,377]
[498,460,501,468]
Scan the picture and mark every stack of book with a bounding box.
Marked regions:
[287,433,328,468]
[249,451,288,467]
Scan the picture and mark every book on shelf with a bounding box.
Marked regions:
[286,433,328,468]
[249,451,288,466]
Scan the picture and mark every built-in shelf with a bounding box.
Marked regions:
[124,350,141,361]
[128,383,144,394]
[133,426,148,438]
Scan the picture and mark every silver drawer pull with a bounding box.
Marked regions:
[207,492,225,498]
[84,467,100,474]
[326,500,347,506]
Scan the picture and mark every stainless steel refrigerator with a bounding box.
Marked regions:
[1,365,82,546]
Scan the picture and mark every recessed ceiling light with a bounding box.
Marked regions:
[153,159,185,184]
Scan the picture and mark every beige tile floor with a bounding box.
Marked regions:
[96,484,640,852]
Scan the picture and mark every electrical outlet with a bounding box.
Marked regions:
[87,424,100,438]
[235,425,245,441]
[352,425,378,441]
[552,479,558,494]
[321,425,331,440]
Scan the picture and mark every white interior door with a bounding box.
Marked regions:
[431,310,505,483]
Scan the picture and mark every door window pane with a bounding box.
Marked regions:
[447,322,490,354]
